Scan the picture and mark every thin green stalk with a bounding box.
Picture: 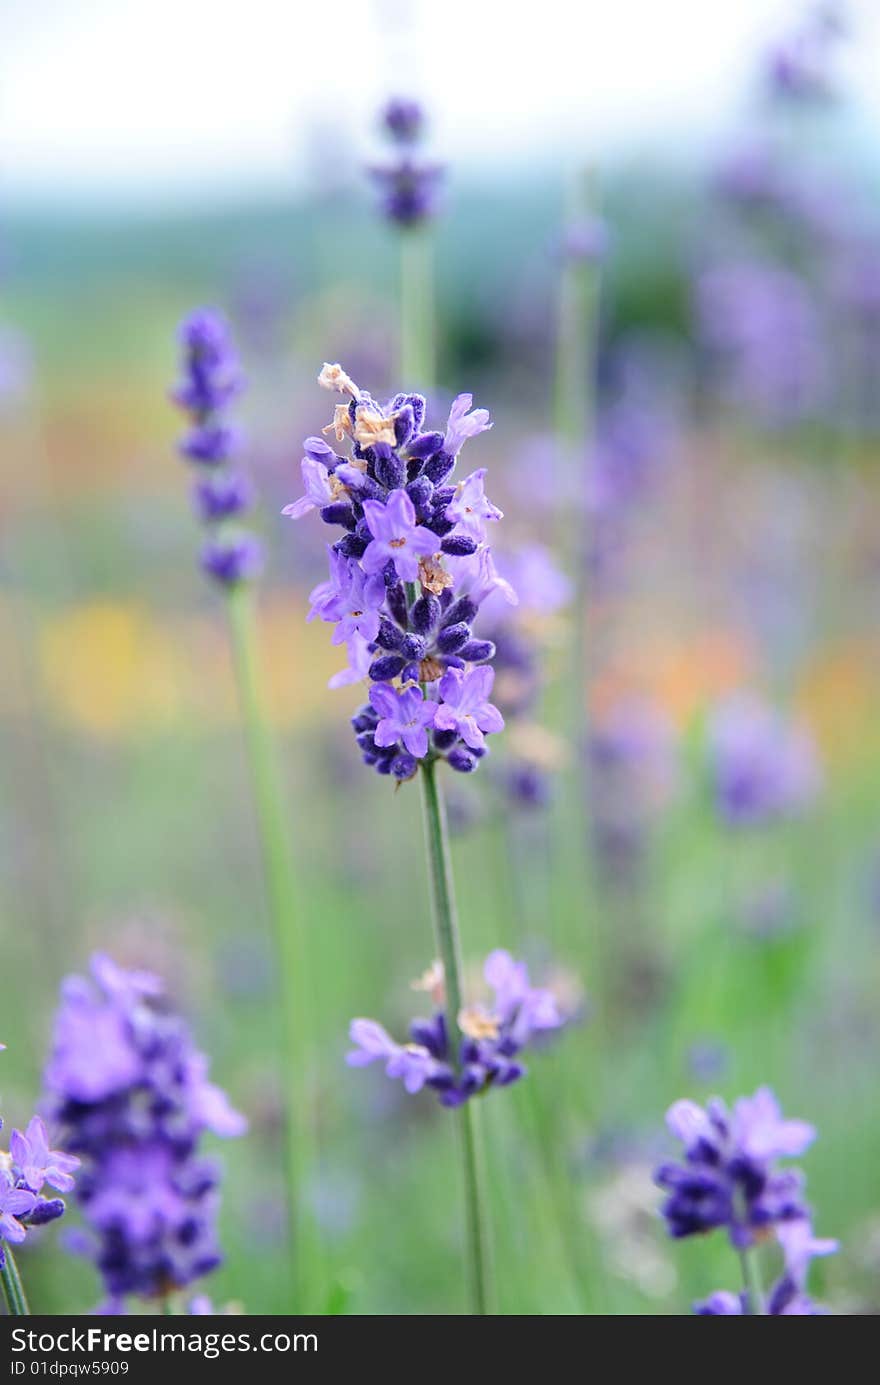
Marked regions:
[739,1246,765,1315]
[226,583,322,1311]
[1,1250,30,1315]
[420,756,494,1315]
[399,229,435,389]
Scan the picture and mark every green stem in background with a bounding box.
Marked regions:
[0,1250,30,1316]
[399,229,435,389]
[420,756,494,1315]
[226,582,322,1311]
[739,1246,765,1316]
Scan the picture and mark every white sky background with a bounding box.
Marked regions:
[1,0,878,205]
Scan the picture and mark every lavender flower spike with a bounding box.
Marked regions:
[287,365,509,779]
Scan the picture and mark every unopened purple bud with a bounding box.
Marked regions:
[425,515,455,538]
[391,752,418,781]
[448,746,478,773]
[441,535,478,557]
[459,639,495,662]
[303,436,337,465]
[394,406,415,448]
[334,533,369,559]
[382,98,425,145]
[28,1198,65,1226]
[407,430,443,460]
[376,617,405,651]
[442,596,478,627]
[406,477,434,513]
[411,593,440,634]
[424,452,455,485]
[437,622,470,654]
[369,653,406,681]
[320,502,356,530]
[374,447,406,491]
[433,729,458,751]
[386,582,409,628]
[401,633,427,659]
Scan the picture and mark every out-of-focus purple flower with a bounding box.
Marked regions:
[370,682,437,758]
[171,309,260,588]
[44,954,245,1308]
[200,535,264,587]
[381,97,425,145]
[560,215,609,264]
[655,1087,815,1249]
[708,695,821,827]
[696,264,827,426]
[370,98,443,226]
[192,471,254,522]
[346,949,566,1108]
[434,666,504,752]
[766,5,843,104]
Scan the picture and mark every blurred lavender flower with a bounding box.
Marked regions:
[559,215,609,264]
[654,1087,817,1249]
[44,953,245,1309]
[285,364,507,779]
[708,695,821,828]
[588,697,677,886]
[369,98,444,227]
[695,263,827,427]
[765,3,844,104]
[695,1220,837,1315]
[171,308,263,586]
[346,949,565,1108]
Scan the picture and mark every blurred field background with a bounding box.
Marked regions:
[2,0,880,1314]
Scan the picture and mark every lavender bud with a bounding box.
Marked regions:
[334,533,369,559]
[369,653,406,681]
[441,535,478,557]
[385,582,409,628]
[441,596,478,627]
[459,639,495,662]
[407,430,444,460]
[437,622,470,654]
[424,451,455,484]
[411,593,440,634]
[448,746,478,773]
[27,1198,66,1226]
[374,445,406,491]
[406,477,434,514]
[394,405,415,448]
[376,617,405,651]
[425,516,455,538]
[401,633,427,660]
[433,729,458,751]
[391,752,418,781]
[320,502,356,530]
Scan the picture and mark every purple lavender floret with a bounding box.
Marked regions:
[44,953,245,1308]
[654,1087,816,1250]
[171,309,260,588]
[0,1079,79,1268]
[287,364,508,779]
[346,950,564,1108]
[695,1219,838,1315]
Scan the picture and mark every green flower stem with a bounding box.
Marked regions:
[226,582,322,1311]
[400,229,435,389]
[739,1246,766,1315]
[420,756,494,1315]
[0,1250,30,1316]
